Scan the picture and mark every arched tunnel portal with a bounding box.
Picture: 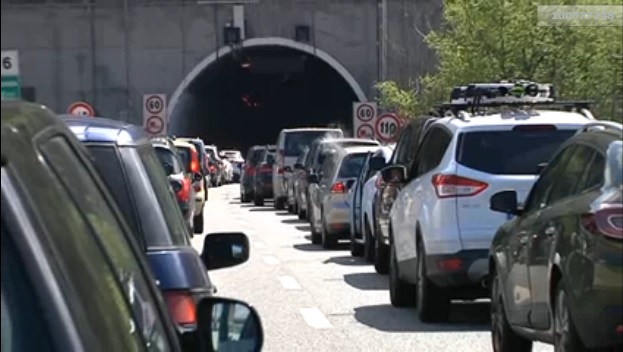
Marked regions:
[168,37,366,153]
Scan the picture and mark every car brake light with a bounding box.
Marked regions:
[512,124,557,131]
[277,167,284,174]
[177,179,191,202]
[190,149,200,173]
[581,205,623,240]
[331,182,347,193]
[209,165,216,172]
[260,164,272,173]
[163,290,196,326]
[375,175,385,189]
[431,174,488,198]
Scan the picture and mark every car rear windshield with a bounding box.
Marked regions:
[247,148,265,166]
[456,128,577,175]
[205,148,217,160]
[155,147,183,175]
[284,131,342,156]
[338,153,368,178]
[176,146,191,170]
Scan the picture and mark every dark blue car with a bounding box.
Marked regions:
[62,116,250,350]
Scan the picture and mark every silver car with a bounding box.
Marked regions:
[307,145,381,249]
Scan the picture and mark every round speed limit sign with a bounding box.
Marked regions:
[375,113,400,142]
[355,103,375,122]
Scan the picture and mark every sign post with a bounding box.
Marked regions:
[143,94,168,136]
[352,102,377,139]
[375,113,401,142]
[1,50,21,101]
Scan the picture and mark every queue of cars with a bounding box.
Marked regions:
[1,102,264,352]
[239,81,623,352]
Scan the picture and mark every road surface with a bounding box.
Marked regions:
[193,185,553,352]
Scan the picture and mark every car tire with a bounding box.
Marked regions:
[554,281,586,352]
[321,218,338,249]
[389,241,416,307]
[416,244,451,322]
[253,194,264,206]
[297,206,307,220]
[374,234,389,274]
[363,219,375,263]
[275,197,286,210]
[193,213,204,234]
[491,268,532,352]
[288,203,295,214]
[350,229,364,257]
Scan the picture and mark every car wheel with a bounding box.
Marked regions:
[253,193,264,206]
[193,213,204,234]
[363,219,375,263]
[309,210,321,245]
[288,203,295,214]
[374,234,389,274]
[350,228,364,257]
[554,281,586,352]
[416,244,450,322]
[491,268,532,352]
[389,241,416,307]
[297,204,307,220]
[321,218,338,249]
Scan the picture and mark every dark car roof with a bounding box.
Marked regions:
[2,102,66,146]
[60,115,150,146]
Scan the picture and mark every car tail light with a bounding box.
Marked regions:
[277,167,284,174]
[260,164,272,173]
[190,149,200,174]
[432,174,488,198]
[331,182,347,193]
[163,290,196,326]
[193,180,202,192]
[209,165,216,173]
[581,204,623,240]
[375,176,385,189]
[177,178,191,202]
[245,165,255,176]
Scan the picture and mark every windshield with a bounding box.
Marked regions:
[338,153,368,178]
[247,148,266,166]
[456,128,577,175]
[154,147,183,175]
[284,131,342,156]
[133,146,190,247]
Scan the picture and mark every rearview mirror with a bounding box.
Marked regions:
[294,163,304,170]
[369,156,386,171]
[193,173,204,182]
[490,190,521,216]
[307,173,319,184]
[201,232,250,271]
[197,297,263,352]
[381,165,407,184]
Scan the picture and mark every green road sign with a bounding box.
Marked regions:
[1,75,21,101]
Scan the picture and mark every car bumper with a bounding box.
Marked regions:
[424,249,490,294]
[323,198,351,236]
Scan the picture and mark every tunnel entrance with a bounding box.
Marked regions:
[169,38,364,153]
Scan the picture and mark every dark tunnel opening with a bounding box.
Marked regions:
[170,45,359,153]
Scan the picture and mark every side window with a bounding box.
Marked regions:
[413,128,452,178]
[38,136,172,351]
[579,152,606,192]
[547,145,595,204]
[395,127,413,165]
[523,146,576,212]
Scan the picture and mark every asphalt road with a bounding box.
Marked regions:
[193,185,554,352]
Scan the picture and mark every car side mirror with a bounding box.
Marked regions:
[201,232,250,271]
[369,156,386,171]
[381,165,407,184]
[193,173,204,182]
[294,163,304,170]
[345,179,356,190]
[490,190,521,216]
[197,297,263,352]
[307,173,319,184]
[536,162,548,175]
[284,166,292,173]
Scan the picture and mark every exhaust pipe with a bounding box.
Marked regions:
[480,275,491,290]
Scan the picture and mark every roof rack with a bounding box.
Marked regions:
[575,121,623,136]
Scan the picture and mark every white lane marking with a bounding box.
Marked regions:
[263,255,281,265]
[278,276,302,290]
[253,241,267,249]
[299,308,333,329]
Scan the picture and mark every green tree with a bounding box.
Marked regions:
[377,0,623,121]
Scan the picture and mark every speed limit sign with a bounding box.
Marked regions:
[375,113,401,142]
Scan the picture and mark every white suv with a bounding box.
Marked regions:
[384,93,595,322]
